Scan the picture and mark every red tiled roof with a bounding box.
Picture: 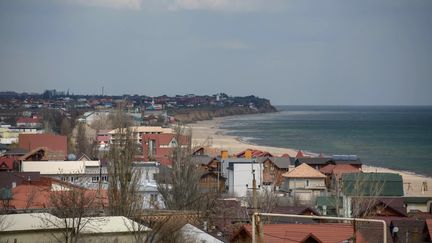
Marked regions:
[18,134,67,159]
[238,223,353,243]
[0,156,16,170]
[16,117,41,124]
[320,164,360,180]
[296,150,304,158]
[236,149,273,158]
[142,133,189,145]
[4,178,109,210]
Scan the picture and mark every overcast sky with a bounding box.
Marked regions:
[1,0,431,105]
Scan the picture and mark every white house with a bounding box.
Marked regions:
[223,158,263,197]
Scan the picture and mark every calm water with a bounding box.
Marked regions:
[220,106,432,176]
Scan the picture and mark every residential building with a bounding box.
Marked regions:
[340,172,404,217]
[222,158,263,197]
[281,163,327,203]
[0,213,149,243]
[142,133,189,166]
[18,134,67,160]
[256,157,293,187]
[231,223,354,243]
[403,197,432,213]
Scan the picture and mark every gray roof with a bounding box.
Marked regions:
[190,155,213,165]
[256,157,292,169]
[295,157,333,165]
[4,147,28,156]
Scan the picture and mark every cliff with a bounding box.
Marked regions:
[170,98,277,123]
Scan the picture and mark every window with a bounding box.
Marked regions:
[306,180,309,187]
[101,176,108,182]
[92,176,100,183]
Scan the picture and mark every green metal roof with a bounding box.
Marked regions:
[316,196,342,208]
[341,172,403,197]
[403,197,432,204]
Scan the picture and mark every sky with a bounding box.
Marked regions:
[1,0,432,105]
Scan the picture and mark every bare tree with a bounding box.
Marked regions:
[40,187,102,243]
[157,126,203,211]
[246,187,278,214]
[107,105,142,217]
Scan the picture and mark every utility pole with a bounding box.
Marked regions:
[251,168,263,243]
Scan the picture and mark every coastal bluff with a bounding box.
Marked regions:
[170,98,277,123]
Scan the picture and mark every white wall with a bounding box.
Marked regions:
[22,161,100,175]
[230,163,262,197]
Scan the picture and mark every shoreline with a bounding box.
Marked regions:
[189,116,432,197]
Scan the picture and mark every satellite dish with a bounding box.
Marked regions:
[392,226,399,233]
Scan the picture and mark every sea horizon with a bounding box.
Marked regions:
[218,105,432,176]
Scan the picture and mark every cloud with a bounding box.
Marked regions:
[167,0,286,12]
[65,0,142,10]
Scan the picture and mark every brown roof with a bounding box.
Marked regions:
[19,134,67,159]
[19,147,65,161]
[282,163,326,178]
[236,223,353,243]
[320,164,360,180]
[426,219,432,238]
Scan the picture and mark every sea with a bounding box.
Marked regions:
[219,106,432,176]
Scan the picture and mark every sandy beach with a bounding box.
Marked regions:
[189,117,432,197]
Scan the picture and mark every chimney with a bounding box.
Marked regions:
[221,150,228,160]
[245,149,252,159]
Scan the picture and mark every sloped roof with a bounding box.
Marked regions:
[179,223,223,243]
[257,157,292,169]
[341,173,404,197]
[190,155,213,165]
[236,149,273,158]
[282,163,326,178]
[295,157,333,165]
[426,219,432,239]
[18,134,67,158]
[237,223,353,243]
[352,197,407,217]
[1,213,63,232]
[320,164,360,180]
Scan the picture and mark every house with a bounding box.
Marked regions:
[132,161,165,209]
[222,158,262,197]
[18,134,67,160]
[231,223,354,243]
[340,172,404,217]
[389,219,429,243]
[109,126,173,145]
[403,197,432,213]
[351,197,407,218]
[142,133,190,166]
[199,171,226,193]
[294,155,362,170]
[256,157,293,187]
[1,177,108,210]
[319,163,361,189]
[281,163,327,203]
[21,157,102,186]
[16,117,42,128]
[0,213,149,243]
